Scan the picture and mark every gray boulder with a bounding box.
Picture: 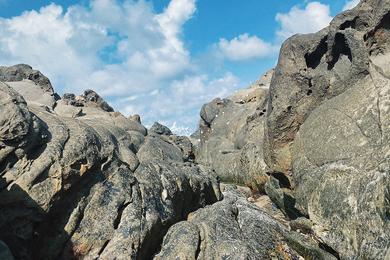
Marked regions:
[149,122,173,136]
[0,65,58,109]
[61,89,114,112]
[264,0,390,258]
[0,64,53,94]
[195,70,273,191]
[156,186,336,260]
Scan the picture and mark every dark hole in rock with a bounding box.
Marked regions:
[271,172,291,189]
[305,36,328,69]
[307,89,313,96]
[327,33,352,70]
[287,106,292,113]
[340,17,357,30]
[283,194,302,220]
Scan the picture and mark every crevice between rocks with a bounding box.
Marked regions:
[113,201,131,230]
[318,241,341,259]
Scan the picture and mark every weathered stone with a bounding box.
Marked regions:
[83,89,114,112]
[264,0,390,258]
[149,122,173,136]
[129,114,141,124]
[0,64,54,94]
[0,76,221,260]
[195,70,272,190]
[156,186,335,260]
[0,82,33,143]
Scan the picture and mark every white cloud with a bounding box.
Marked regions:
[0,0,224,135]
[115,72,241,133]
[0,0,338,135]
[342,0,359,11]
[156,0,196,52]
[275,2,333,40]
[0,0,195,96]
[217,33,277,61]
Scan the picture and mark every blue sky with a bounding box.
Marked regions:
[0,0,359,134]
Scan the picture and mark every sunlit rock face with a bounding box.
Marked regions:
[0,66,221,259]
[194,69,273,191]
[193,0,390,258]
[264,0,390,258]
[0,0,390,259]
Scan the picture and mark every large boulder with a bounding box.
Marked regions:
[156,186,337,260]
[195,70,273,191]
[0,78,221,259]
[0,64,54,94]
[60,89,114,112]
[264,0,390,258]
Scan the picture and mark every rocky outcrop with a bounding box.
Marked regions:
[263,0,390,258]
[149,122,173,136]
[156,185,337,260]
[0,72,221,259]
[192,1,390,258]
[194,70,273,190]
[62,89,114,112]
[0,64,54,94]
[1,0,390,259]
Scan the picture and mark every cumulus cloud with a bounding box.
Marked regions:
[217,33,277,61]
[0,0,338,135]
[0,0,228,134]
[0,0,195,96]
[342,0,360,11]
[275,2,333,40]
[115,72,240,135]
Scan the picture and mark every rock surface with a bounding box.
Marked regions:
[61,89,114,112]
[263,0,390,258]
[1,0,390,259]
[0,64,54,94]
[195,70,273,190]
[192,0,390,259]
[0,73,221,259]
[156,185,336,260]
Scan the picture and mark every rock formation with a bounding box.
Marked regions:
[192,0,390,259]
[194,69,273,191]
[264,1,390,258]
[156,185,336,260]
[0,72,221,259]
[1,0,390,259]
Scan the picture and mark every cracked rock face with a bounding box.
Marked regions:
[264,0,390,258]
[0,74,221,259]
[194,70,273,191]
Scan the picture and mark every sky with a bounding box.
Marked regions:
[0,0,359,135]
